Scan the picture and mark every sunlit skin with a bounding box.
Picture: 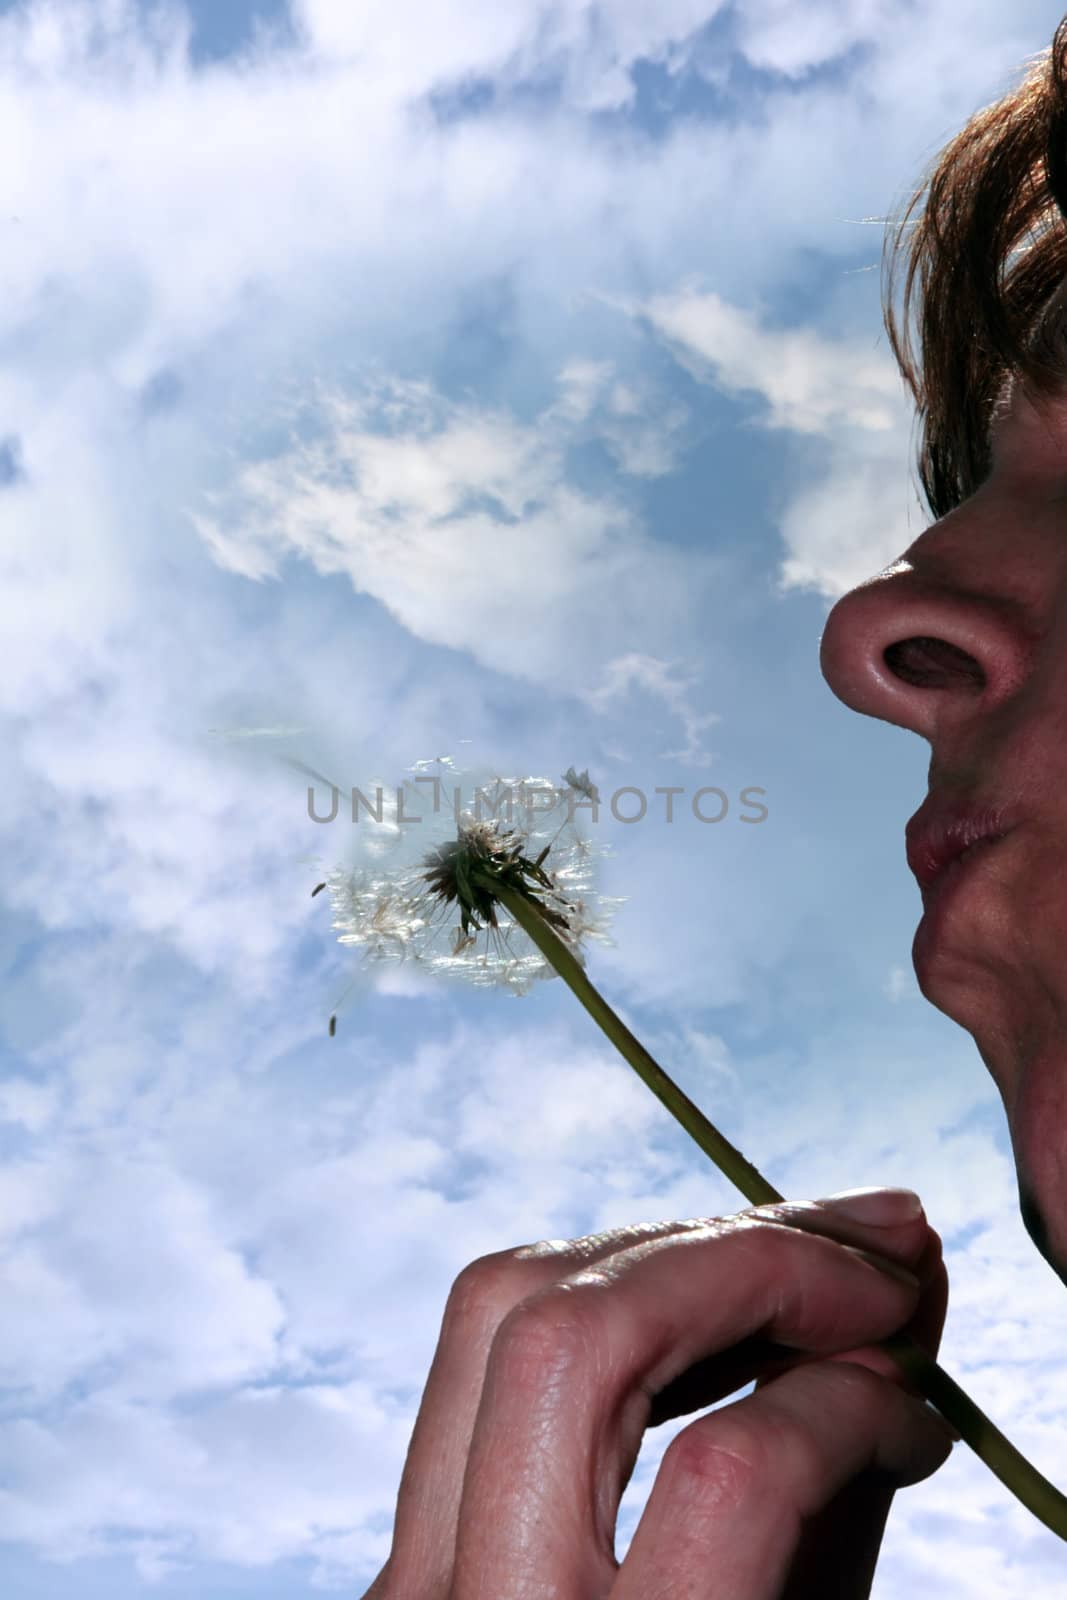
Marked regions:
[820,370,1067,1285]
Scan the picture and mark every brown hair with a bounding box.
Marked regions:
[882,15,1067,520]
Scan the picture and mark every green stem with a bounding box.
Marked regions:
[487,876,1067,1543]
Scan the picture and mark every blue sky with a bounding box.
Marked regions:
[5,0,1067,1594]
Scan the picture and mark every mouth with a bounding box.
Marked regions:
[916,829,1010,913]
[908,802,1019,979]
[905,797,1019,898]
[905,794,1021,981]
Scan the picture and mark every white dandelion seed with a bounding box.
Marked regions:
[409,754,458,774]
[561,766,599,803]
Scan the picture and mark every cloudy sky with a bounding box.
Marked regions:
[5,0,1067,1594]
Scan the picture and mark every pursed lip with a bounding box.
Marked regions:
[905,794,1019,896]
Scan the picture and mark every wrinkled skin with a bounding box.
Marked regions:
[364,1201,950,1599]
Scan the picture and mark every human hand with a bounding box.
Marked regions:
[364,1187,953,1599]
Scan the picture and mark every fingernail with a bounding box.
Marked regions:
[818,1187,924,1226]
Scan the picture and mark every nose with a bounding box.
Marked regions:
[819,564,1036,742]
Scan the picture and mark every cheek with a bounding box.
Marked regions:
[1013,830,1067,1031]
[982,631,1067,872]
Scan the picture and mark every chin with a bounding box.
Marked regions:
[1019,1185,1067,1288]
[941,975,1067,1284]
[911,953,1009,1047]
[1010,1075,1067,1287]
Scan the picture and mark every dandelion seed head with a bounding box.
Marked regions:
[316,767,616,1000]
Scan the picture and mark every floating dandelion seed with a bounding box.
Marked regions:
[561,765,599,803]
[409,754,458,773]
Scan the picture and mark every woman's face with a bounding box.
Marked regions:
[820,372,1067,1281]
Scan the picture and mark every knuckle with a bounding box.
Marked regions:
[718,1216,804,1298]
[444,1232,613,1326]
[491,1280,604,1379]
[734,1203,819,1237]
[668,1367,880,1510]
[443,1222,693,1340]
[662,1414,769,1508]
[736,1200,797,1225]
[724,1211,800,1263]
[444,1248,540,1335]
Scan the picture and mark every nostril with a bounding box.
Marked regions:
[882,636,986,691]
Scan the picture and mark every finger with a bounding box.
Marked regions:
[381,1218,708,1597]
[744,1206,949,1396]
[747,1216,950,1599]
[821,1226,950,1393]
[614,1356,955,1600]
[382,1201,944,1594]
[449,1215,928,1599]
[648,1204,943,1423]
[772,1467,901,1600]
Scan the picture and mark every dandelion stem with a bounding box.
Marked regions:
[487,874,1067,1544]
[490,881,779,1204]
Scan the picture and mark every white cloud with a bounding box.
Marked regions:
[3,0,1066,1592]
[0,1150,284,1406]
[583,652,721,766]
[606,282,928,597]
[732,0,902,78]
[187,372,706,688]
[884,963,915,1002]
[0,1076,60,1133]
[636,285,903,435]
[0,1381,408,1583]
[774,429,927,597]
[546,359,692,477]
[0,1014,704,1585]
[292,0,729,110]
